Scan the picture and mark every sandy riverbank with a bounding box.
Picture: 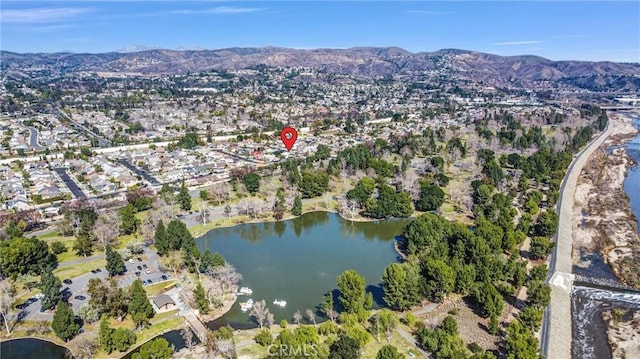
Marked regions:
[601,309,640,359]
[572,113,640,288]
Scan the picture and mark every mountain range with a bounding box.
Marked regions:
[2,47,639,90]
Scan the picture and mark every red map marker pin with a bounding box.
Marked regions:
[280,127,298,151]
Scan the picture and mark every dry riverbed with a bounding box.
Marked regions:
[572,113,640,288]
[601,309,640,359]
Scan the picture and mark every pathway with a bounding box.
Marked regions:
[541,118,614,359]
[396,327,429,358]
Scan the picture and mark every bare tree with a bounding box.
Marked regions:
[206,264,241,293]
[250,300,271,328]
[305,309,316,327]
[197,201,210,225]
[181,325,195,350]
[68,333,99,359]
[339,198,358,219]
[0,279,16,335]
[236,198,250,216]
[209,182,231,205]
[162,251,184,277]
[92,211,120,250]
[293,310,302,326]
[326,308,338,323]
[223,204,232,218]
[217,339,236,359]
[266,312,275,329]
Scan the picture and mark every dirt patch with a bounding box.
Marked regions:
[417,296,500,351]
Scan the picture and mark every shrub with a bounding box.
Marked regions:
[254,329,273,347]
[50,241,68,255]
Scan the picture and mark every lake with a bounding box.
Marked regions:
[0,338,69,359]
[197,211,409,329]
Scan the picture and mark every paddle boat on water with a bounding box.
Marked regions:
[273,299,287,307]
[240,298,254,312]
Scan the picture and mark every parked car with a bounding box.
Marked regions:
[63,279,72,285]
[161,275,168,281]
[74,295,86,301]
[137,266,142,271]
[137,257,143,262]
[129,258,134,264]
[142,264,148,269]
[145,269,151,274]
[135,271,141,277]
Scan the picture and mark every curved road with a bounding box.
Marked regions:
[25,126,45,151]
[541,118,614,359]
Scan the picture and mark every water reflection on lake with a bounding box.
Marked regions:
[198,212,409,329]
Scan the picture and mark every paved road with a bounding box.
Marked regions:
[117,159,161,185]
[396,327,429,358]
[25,126,45,151]
[52,167,87,199]
[56,109,111,147]
[541,118,614,359]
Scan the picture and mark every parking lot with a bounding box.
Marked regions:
[17,247,172,320]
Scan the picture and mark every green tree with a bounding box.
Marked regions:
[532,210,558,237]
[99,317,115,353]
[337,269,368,314]
[372,309,398,342]
[39,268,62,310]
[242,173,261,195]
[0,236,57,278]
[73,234,93,257]
[475,282,504,318]
[129,279,154,328]
[112,327,137,352]
[131,338,173,359]
[527,281,551,308]
[299,171,330,198]
[194,282,209,314]
[505,321,540,359]
[118,203,140,235]
[382,262,421,311]
[154,220,169,256]
[177,181,192,211]
[415,182,445,211]
[166,219,195,251]
[177,132,201,149]
[105,245,125,276]
[421,258,455,302]
[315,144,331,160]
[517,306,544,332]
[292,195,303,216]
[376,345,405,359]
[530,236,554,260]
[329,333,360,359]
[51,300,78,341]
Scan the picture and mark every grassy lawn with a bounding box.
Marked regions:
[53,258,106,279]
[145,280,177,296]
[361,330,417,358]
[91,313,184,359]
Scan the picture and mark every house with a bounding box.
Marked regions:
[152,294,176,311]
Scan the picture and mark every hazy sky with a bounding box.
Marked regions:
[1,1,639,62]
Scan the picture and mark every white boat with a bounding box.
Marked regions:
[238,287,253,295]
[240,299,254,312]
[273,299,287,307]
